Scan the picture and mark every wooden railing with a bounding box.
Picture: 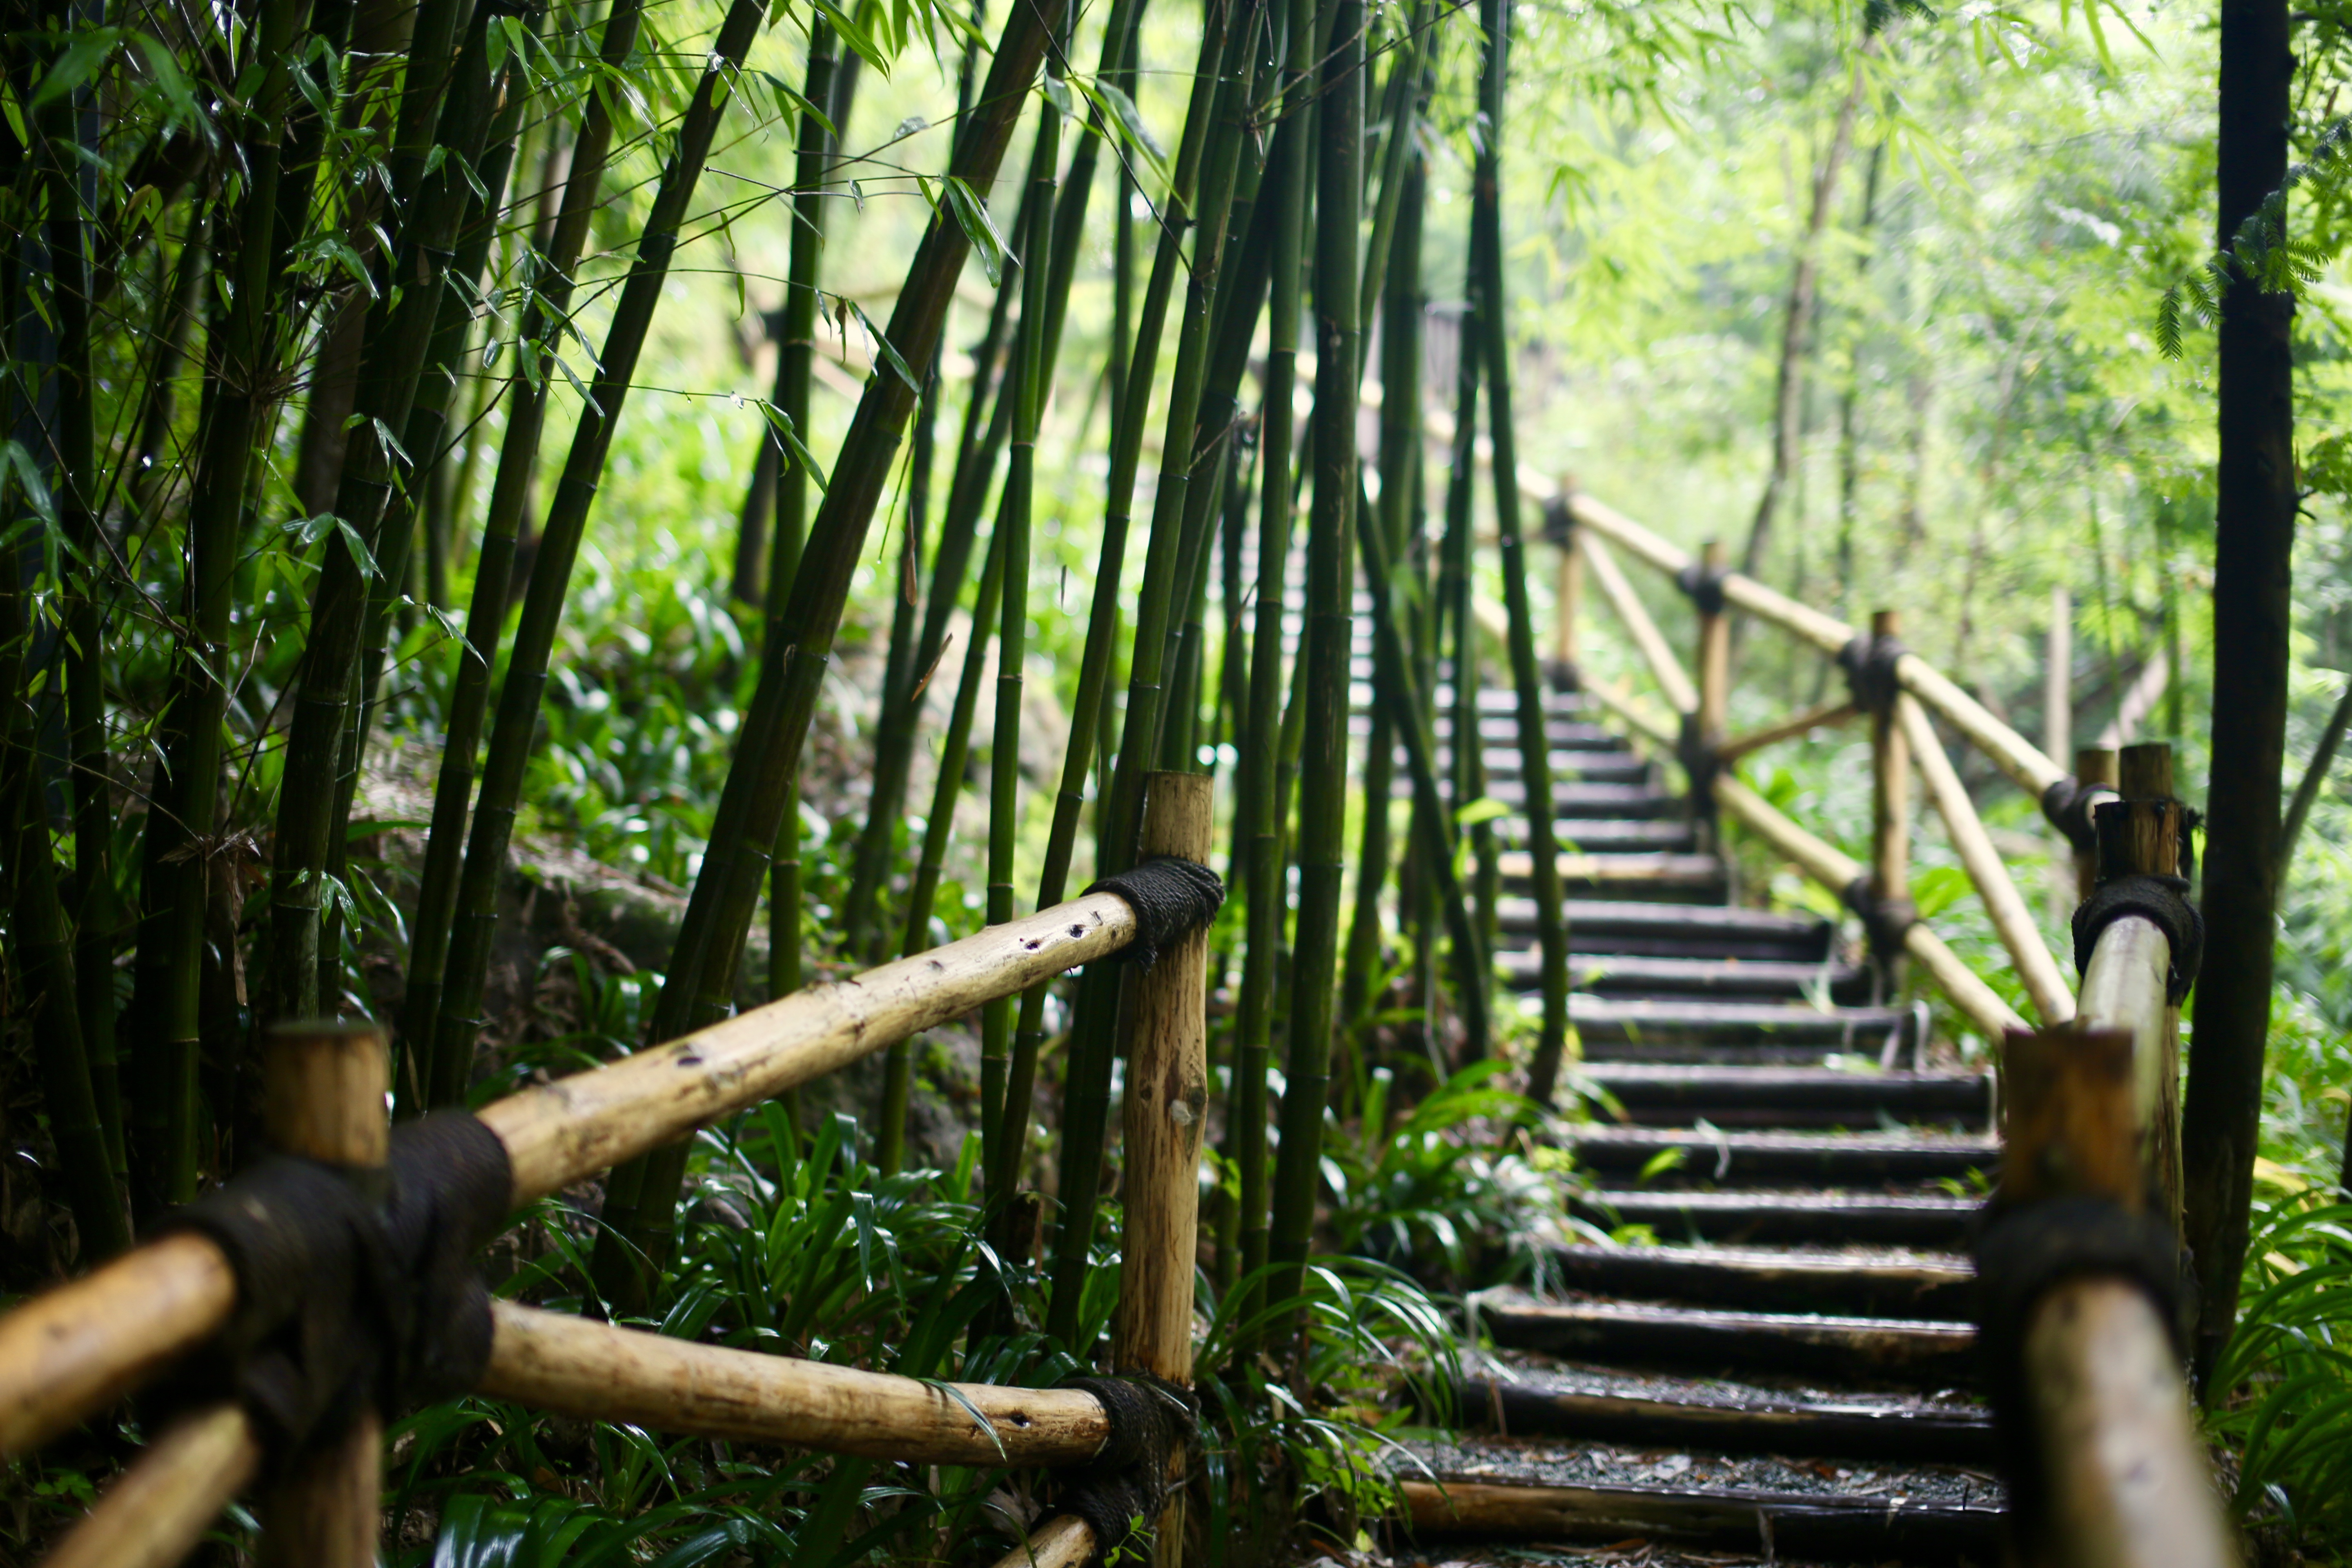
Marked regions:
[1540,482,2236,1568]
[0,775,1218,1568]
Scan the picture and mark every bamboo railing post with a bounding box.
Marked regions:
[1113,771,1213,1567]
[1683,539,1730,848]
[258,1022,390,1568]
[39,1404,263,1568]
[1547,491,1581,683]
[1867,610,1910,998]
[2074,746,2120,902]
[2094,742,2187,1229]
[2046,587,2073,922]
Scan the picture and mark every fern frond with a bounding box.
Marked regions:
[2155,285,2185,361]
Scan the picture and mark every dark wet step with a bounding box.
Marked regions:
[1570,997,1920,1051]
[1477,1291,1977,1387]
[1575,1188,1980,1249]
[1471,732,1636,768]
[1565,1127,1999,1187]
[1456,1359,1995,1463]
[1439,777,1682,818]
[1502,899,1833,963]
[1521,818,1700,854]
[1499,953,1869,1003]
[1503,852,1728,904]
[1580,1062,1994,1129]
[1543,1241,1975,1319]
[1396,1437,2004,1560]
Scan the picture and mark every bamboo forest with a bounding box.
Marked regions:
[4,0,2352,1559]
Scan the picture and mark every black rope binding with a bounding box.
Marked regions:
[1085,856,1226,971]
[1053,1373,1197,1566]
[1540,494,1575,549]
[2038,775,2106,855]
[1973,1195,2190,1533]
[1673,561,1728,617]
[1840,874,1918,961]
[1835,630,1908,715]
[2073,872,2205,1004]
[148,1111,513,1471]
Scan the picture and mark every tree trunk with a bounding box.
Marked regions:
[2184,0,2297,1391]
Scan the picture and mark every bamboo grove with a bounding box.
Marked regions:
[0,0,1577,1546]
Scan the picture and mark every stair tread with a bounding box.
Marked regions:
[1582,1062,1989,1093]
[1462,1356,1991,1425]
[1570,1127,1999,1156]
[1480,1289,1976,1341]
[1568,996,1910,1029]
[1590,1188,1981,1214]
[1499,953,1866,996]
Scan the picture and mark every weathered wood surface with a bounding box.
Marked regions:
[40,1405,261,1568]
[479,1302,1108,1463]
[1479,1293,1977,1385]
[1543,1240,1974,1318]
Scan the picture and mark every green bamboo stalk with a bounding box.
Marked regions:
[268,0,508,1021]
[984,0,1224,1220]
[1225,12,1315,1352]
[127,0,321,1214]
[1439,251,1499,989]
[428,0,771,1122]
[41,111,129,1190]
[401,0,648,1109]
[763,18,849,1101]
[1265,0,1362,1345]
[1471,0,1568,1105]
[320,21,534,1011]
[878,523,1010,1176]
[594,0,1065,1307]
[976,79,1063,1179]
[1041,0,1266,1343]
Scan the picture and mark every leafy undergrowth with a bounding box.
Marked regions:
[2208,1198,2352,1564]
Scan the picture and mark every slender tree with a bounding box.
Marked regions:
[2184,0,2297,1389]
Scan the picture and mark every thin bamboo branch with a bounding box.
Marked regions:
[1896,695,2076,1025]
[1715,699,1859,765]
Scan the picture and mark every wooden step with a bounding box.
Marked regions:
[1399,1468,2003,1560]
[1477,1292,1977,1386]
[1565,1127,1999,1186]
[1474,732,1635,766]
[1581,1062,1994,1128]
[1504,899,1834,962]
[1543,1241,1976,1319]
[1522,818,1699,853]
[1432,777,1681,818]
[1499,953,1869,1002]
[1569,996,1920,1049]
[1457,1363,1996,1462]
[1576,1188,1981,1248]
[1503,852,1728,903]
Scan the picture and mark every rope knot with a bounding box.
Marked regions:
[1836,630,1908,715]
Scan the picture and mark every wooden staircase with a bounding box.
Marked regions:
[1399,680,2009,1563]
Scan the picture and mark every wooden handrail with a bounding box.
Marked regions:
[1711,774,2029,1040]
[0,887,1145,1462]
[1576,531,1698,715]
[1714,699,1857,766]
[1897,695,2076,1026]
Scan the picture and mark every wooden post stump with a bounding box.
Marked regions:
[1868,610,1910,998]
[258,1022,389,1568]
[1115,772,1214,1568]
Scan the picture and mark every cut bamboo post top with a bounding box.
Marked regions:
[479,1302,1109,1465]
[479,888,1138,1206]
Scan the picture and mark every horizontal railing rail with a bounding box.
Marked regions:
[3,776,1221,1568]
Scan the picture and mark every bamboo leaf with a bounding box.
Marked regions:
[936,175,1010,287]
[846,299,923,393]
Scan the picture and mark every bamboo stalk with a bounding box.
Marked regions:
[398,0,646,1108]
[1578,531,1698,715]
[600,0,1065,1297]
[432,0,771,1127]
[479,1302,1107,1463]
[1895,694,2074,1025]
[1868,611,1911,989]
[257,1025,388,1568]
[1438,238,1500,971]
[1715,700,1858,766]
[1267,0,1364,1342]
[880,525,1010,1173]
[1711,774,2029,1040]
[1044,0,1263,1342]
[978,72,1063,1182]
[38,1404,260,1568]
[1475,0,1570,1106]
